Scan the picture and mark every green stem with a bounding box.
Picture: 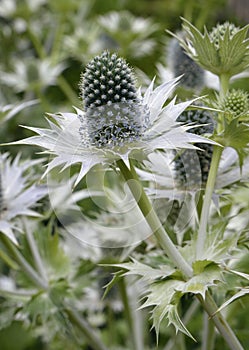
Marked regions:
[50,16,64,65]
[198,292,244,350]
[116,159,193,278]
[196,145,223,259]
[118,277,143,350]
[27,26,46,60]
[0,234,48,290]
[218,73,230,133]
[202,312,216,350]
[65,307,109,350]
[219,74,230,99]
[57,75,81,107]
[116,159,244,350]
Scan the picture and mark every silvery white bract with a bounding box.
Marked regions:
[0,153,47,244]
[13,78,212,186]
[137,147,249,199]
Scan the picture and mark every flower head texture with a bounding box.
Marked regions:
[220,89,249,122]
[167,35,205,89]
[13,51,212,185]
[0,153,47,244]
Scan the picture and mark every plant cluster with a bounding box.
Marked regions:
[0,1,249,350]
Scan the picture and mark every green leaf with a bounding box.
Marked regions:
[111,258,176,282]
[167,303,196,342]
[216,119,249,168]
[183,262,222,298]
[176,19,249,77]
[141,280,187,341]
[101,270,123,300]
[219,25,249,75]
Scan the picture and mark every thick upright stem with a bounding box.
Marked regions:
[198,292,244,350]
[118,277,143,350]
[196,146,223,259]
[202,312,215,350]
[116,159,193,278]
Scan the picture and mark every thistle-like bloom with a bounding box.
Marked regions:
[0,153,47,244]
[13,51,212,185]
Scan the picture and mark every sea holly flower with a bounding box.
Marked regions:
[0,153,47,245]
[11,51,211,185]
[172,19,249,78]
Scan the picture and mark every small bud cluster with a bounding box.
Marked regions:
[80,51,138,110]
[209,22,239,49]
[221,89,249,120]
[174,109,214,187]
[168,37,205,89]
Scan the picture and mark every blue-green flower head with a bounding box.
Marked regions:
[81,51,138,109]
[175,109,214,187]
[79,51,146,148]
[168,35,205,89]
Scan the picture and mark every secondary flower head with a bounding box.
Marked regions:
[13,51,213,185]
[175,19,249,78]
[167,35,205,89]
[220,89,249,122]
[0,153,47,244]
[174,108,214,187]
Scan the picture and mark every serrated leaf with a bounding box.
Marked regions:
[101,271,123,300]
[192,259,213,274]
[111,258,176,282]
[215,288,249,314]
[177,19,249,77]
[141,280,186,341]
[167,303,196,342]
[182,263,222,298]
[218,119,249,168]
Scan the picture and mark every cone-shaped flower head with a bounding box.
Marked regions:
[174,108,214,187]
[79,51,145,148]
[11,51,214,185]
